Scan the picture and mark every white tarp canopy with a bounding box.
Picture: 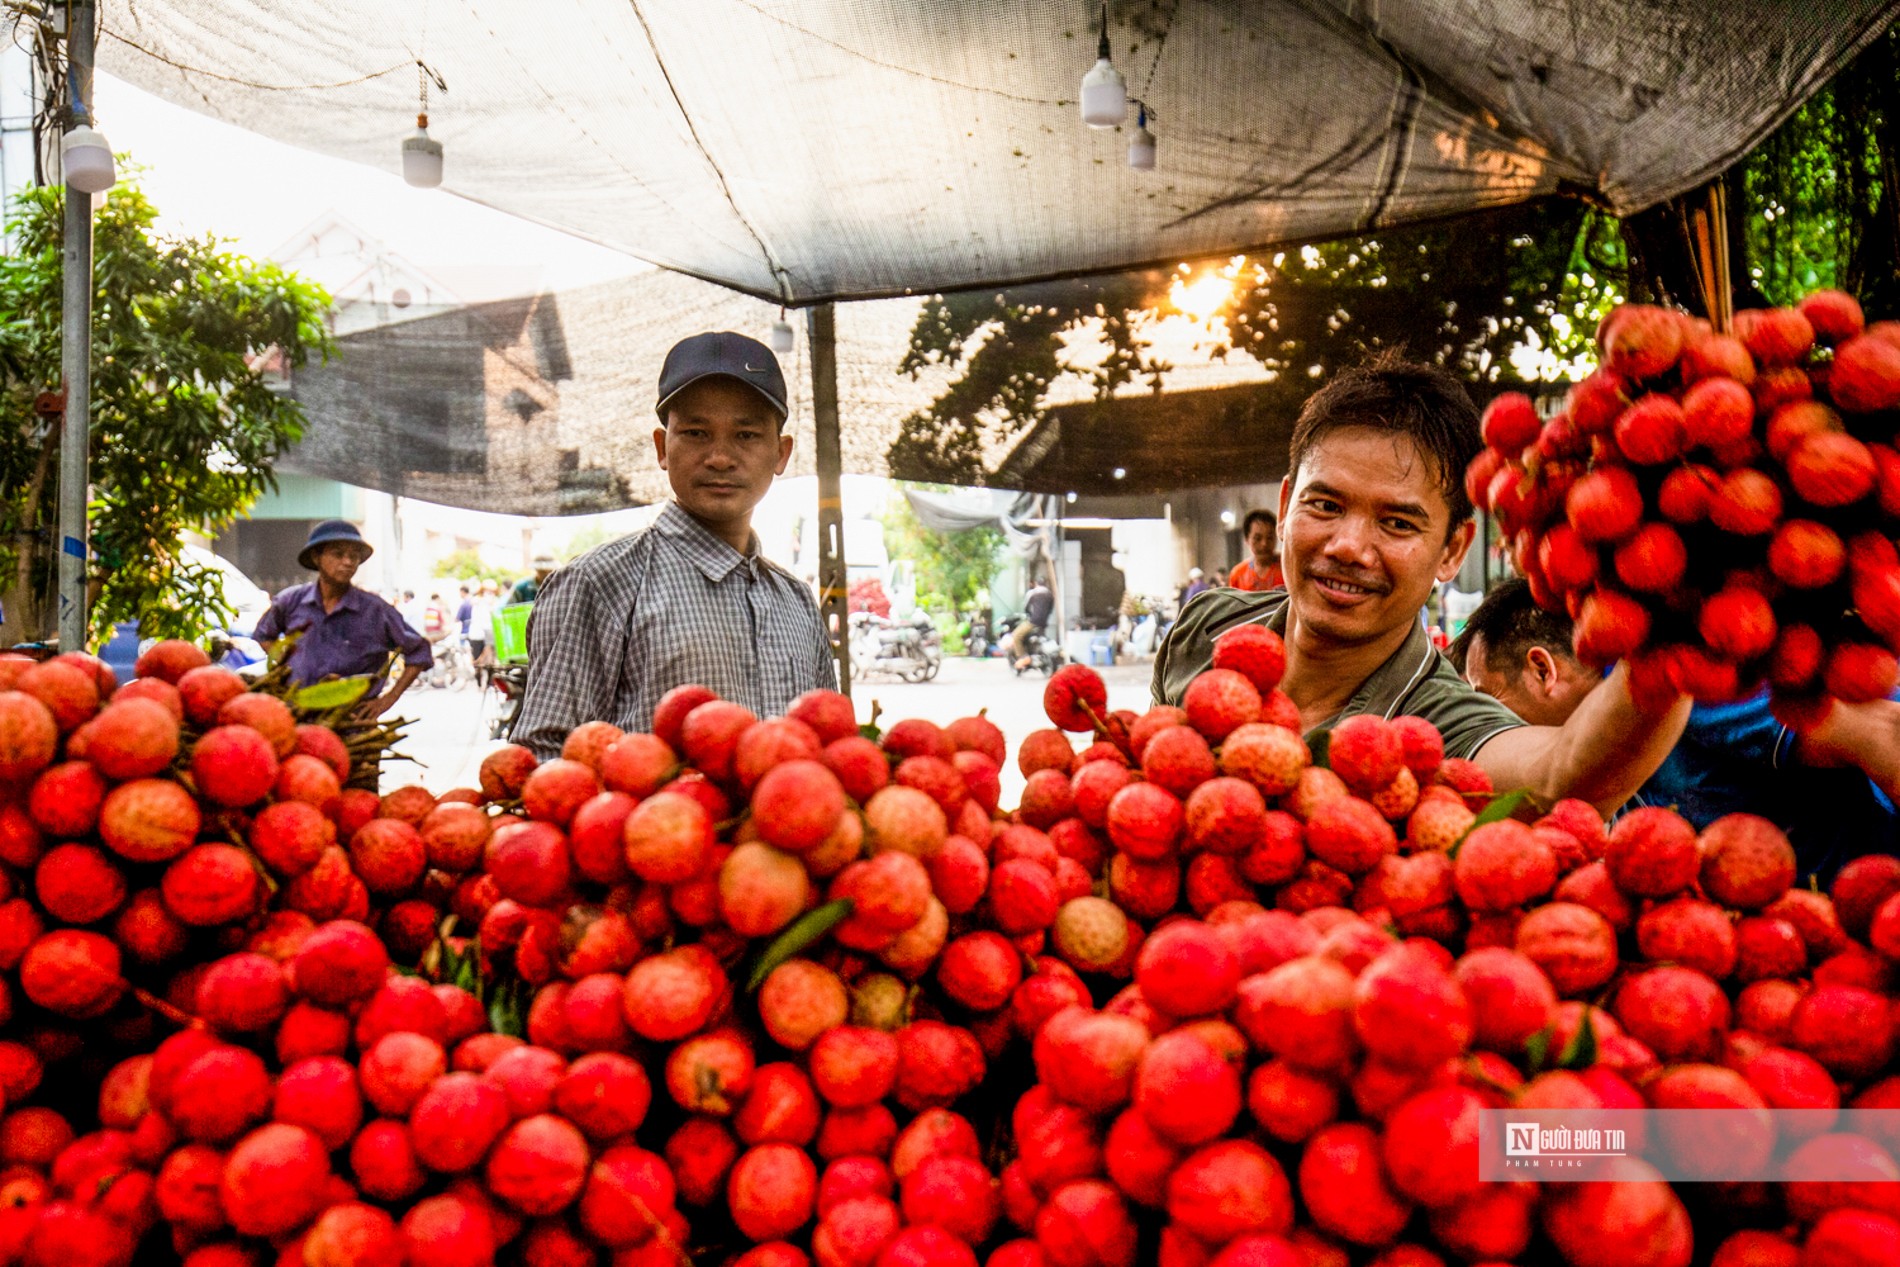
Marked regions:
[99,1,1897,305]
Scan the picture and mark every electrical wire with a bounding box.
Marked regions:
[99,26,414,91]
[18,9,69,185]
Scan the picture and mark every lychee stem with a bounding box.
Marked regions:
[1076,698,1133,761]
[220,827,281,896]
[630,1197,692,1266]
[131,986,201,1029]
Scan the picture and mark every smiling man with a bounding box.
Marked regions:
[1152,357,1690,816]
[514,331,837,759]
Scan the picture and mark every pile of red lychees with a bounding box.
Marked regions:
[1470,291,1900,728]
[0,636,1898,1267]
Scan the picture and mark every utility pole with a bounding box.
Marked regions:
[807,302,850,698]
[56,0,96,649]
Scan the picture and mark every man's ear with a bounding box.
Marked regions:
[1526,645,1561,693]
[1277,475,1292,522]
[1435,519,1478,584]
[653,426,669,470]
[774,430,794,476]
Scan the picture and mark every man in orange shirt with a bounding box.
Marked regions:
[1228,508,1284,590]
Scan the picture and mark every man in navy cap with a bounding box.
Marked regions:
[253,520,433,718]
[515,331,837,758]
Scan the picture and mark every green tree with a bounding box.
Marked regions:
[888,199,1609,484]
[882,488,1003,614]
[435,548,515,588]
[0,180,332,644]
[1738,25,1898,311]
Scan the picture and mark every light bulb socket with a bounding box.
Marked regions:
[402,125,444,188]
[60,124,116,194]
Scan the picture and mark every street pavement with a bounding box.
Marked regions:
[386,655,1158,803]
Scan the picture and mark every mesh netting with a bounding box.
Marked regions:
[100,0,1896,305]
[280,269,934,516]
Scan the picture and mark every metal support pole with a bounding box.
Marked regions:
[1050,503,1067,651]
[807,302,850,698]
[56,1,96,649]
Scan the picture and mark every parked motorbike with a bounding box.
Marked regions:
[488,662,529,739]
[849,610,942,682]
[998,614,1065,677]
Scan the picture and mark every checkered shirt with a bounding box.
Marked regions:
[514,502,838,759]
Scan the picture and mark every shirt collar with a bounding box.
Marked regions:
[655,501,760,582]
[1335,613,1439,725]
[300,581,371,613]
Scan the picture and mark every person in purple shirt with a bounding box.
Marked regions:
[253,520,432,718]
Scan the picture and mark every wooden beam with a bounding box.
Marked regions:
[807,302,850,698]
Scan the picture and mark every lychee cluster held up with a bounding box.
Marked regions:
[1,639,1899,1267]
[1469,291,1900,728]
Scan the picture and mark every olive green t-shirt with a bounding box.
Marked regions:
[1151,588,1526,761]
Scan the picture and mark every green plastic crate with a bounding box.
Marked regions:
[492,602,533,664]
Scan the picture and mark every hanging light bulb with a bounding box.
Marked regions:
[1128,102,1156,170]
[770,310,795,354]
[61,123,116,194]
[1080,5,1125,128]
[402,62,444,188]
[403,117,443,188]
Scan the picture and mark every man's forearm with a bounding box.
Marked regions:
[1545,668,1691,811]
[1476,664,1691,817]
[1796,699,1900,805]
[381,664,424,707]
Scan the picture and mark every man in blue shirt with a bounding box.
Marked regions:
[254,521,433,719]
[1453,577,1900,884]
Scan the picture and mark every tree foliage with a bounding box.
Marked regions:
[0,180,332,643]
[882,489,1004,613]
[889,199,1610,485]
[1739,25,1898,312]
[435,548,515,588]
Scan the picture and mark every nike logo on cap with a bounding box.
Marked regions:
[744,363,766,373]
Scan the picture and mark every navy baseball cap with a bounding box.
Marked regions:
[299,520,373,570]
[655,331,788,422]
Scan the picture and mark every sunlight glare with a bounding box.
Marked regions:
[1169,270,1234,322]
